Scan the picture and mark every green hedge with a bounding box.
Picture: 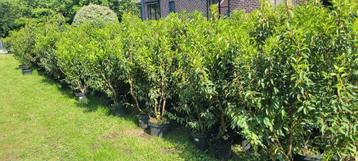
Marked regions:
[5,1,357,160]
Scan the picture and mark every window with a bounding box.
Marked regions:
[321,0,332,6]
[272,0,284,6]
[169,1,176,13]
[147,3,161,20]
[209,0,219,5]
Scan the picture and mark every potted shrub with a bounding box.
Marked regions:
[57,5,120,105]
[171,13,216,151]
[56,24,94,104]
[77,23,129,115]
[142,18,180,137]
[4,22,37,75]
[33,14,65,79]
[203,18,240,161]
[227,3,358,160]
[119,14,153,124]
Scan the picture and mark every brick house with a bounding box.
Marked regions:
[139,0,305,20]
[139,0,210,20]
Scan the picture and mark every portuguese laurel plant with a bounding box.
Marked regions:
[5,1,357,160]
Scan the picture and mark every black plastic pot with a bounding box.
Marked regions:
[210,140,232,161]
[58,79,67,86]
[294,154,323,161]
[21,65,32,75]
[111,104,126,116]
[22,68,32,75]
[192,132,209,151]
[18,64,25,70]
[56,79,70,89]
[148,121,169,137]
[75,92,88,104]
[137,114,149,129]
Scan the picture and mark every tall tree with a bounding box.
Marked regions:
[0,0,25,37]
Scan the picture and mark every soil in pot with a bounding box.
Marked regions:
[294,154,323,161]
[18,64,25,70]
[20,64,30,70]
[75,92,88,104]
[148,119,169,137]
[192,132,209,151]
[210,139,233,161]
[137,114,149,129]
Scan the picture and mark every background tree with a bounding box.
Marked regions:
[0,0,139,37]
[0,0,25,38]
[72,4,119,26]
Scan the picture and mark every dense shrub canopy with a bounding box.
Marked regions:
[4,22,36,66]
[72,4,119,26]
[5,1,358,160]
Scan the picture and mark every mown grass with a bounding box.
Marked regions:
[0,55,219,161]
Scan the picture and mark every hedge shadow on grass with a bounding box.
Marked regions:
[163,126,254,161]
[163,127,220,161]
[34,66,251,161]
[37,69,220,161]
[38,71,136,119]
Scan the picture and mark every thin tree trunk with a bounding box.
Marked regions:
[287,132,293,161]
[129,77,142,113]
[161,95,166,118]
[106,78,118,105]
[285,0,293,19]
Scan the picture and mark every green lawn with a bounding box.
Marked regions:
[0,55,218,161]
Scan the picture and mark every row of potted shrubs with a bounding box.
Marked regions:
[5,2,357,161]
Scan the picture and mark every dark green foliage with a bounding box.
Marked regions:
[5,1,357,160]
[227,1,357,160]
[56,23,104,93]
[143,16,180,121]
[169,13,217,134]
[4,21,37,66]
[33,15,65,78]
[0,0,25,37]
[118,14,151,113]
